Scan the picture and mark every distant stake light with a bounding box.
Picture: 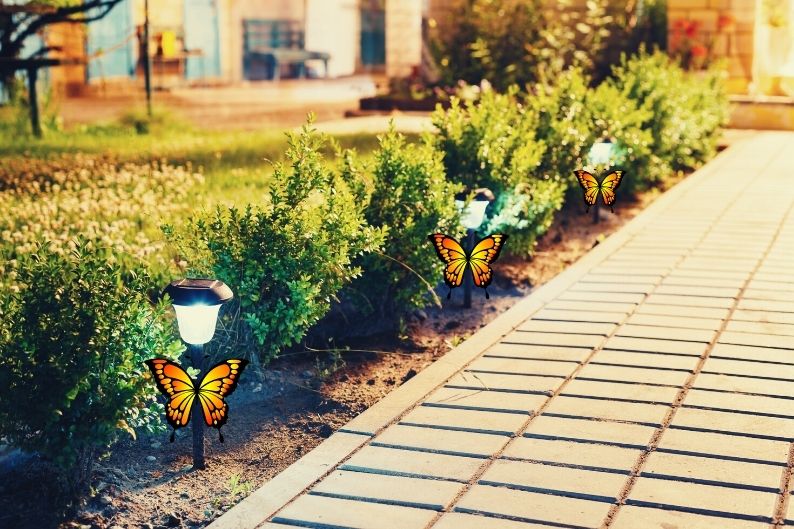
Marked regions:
[163,278,233,470]
[164,278,233,345]
[588,138,614,167]
[587,138,614,226]
[455,188,495,230]
[455,188,495,308]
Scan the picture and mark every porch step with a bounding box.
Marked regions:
[730,95,794,130]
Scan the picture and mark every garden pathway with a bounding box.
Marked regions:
[210,131,794,529]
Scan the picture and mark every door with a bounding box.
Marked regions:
[360,2,385,69]
[184,0,221,80]
[86,0,136,80]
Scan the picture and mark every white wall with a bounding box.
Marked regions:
[305,0,359,77]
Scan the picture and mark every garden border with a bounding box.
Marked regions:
[207,142,734,529]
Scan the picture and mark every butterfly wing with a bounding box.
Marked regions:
[599,170,624,207]
[428,233,468,288]
[574,170,600,207]
[145,359,197,429]
[468,234,508,288]
[196,359,249,428]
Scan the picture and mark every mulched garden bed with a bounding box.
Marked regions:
[0,188,665,529]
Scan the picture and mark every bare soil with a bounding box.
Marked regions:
[0,188,664,529]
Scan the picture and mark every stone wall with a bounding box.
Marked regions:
[667,0,754,93]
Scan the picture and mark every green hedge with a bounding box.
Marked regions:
[432,88,564,255]
[0,241,182,495]
[341,127,462,318]
[164,122,383,363]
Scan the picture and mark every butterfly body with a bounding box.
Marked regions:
[145,358,248,443]
[574,170,625,212]
[428,233,507,299]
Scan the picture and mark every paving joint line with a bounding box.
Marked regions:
[600,159,794,528]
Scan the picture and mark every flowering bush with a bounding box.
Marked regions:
[0,241,182,495]
[669,14,735,71]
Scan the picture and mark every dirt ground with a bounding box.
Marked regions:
[0,186,666,529]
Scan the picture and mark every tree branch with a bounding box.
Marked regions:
[8,0,123,52]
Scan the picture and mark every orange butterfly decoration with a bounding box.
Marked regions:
[428,233,508,299]
[145,358,248,443]
[574,170,625,212]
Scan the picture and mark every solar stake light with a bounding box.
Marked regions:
[587,138,614,225]
[588,137,614,167]
[455,188,494,230]
[163,278,233,469]
[455,188,495,308]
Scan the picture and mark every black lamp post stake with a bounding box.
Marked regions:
[463,228,475,308]
[164,278,233,471]
[188,343,205,469]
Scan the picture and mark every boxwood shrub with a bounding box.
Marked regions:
[340,127,462,319]
[164,121,383,364]
[0,241,182,495]
[431,88,564,255]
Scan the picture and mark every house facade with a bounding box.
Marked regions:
[42,0,425,95]
[35,0,791,99]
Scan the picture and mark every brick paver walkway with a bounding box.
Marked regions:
[212,132,794,529]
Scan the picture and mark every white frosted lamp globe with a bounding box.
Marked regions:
[164,278,233,345]
[588,139,614,166]
[455,188,494,230]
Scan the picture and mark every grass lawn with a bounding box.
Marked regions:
[0,112,390,207]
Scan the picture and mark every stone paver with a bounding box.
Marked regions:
[655,428,791,464]
[523,415,656,448]
[433,512,552,529]
[423,387,546,414]
[444,371,563,394]
[372,424,505,458]
[271,494,437,528]
[611,505,771,529]
[640,450,782,490]
[455,485,613,528]
[340,445,483,481]
[311,470,461,510]
[484,342,592,361]
[562,379,681,404]
[543,395,670,424]
[399,404,528,435]
[480,459,627,500]
[210,132,794,529]
[503,436,642,471]
[627,478,777,521]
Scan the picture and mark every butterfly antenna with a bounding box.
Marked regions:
[447,288,452,300]
[169,429,176,443]
[485,288,490,300]
[218,429,225,443]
